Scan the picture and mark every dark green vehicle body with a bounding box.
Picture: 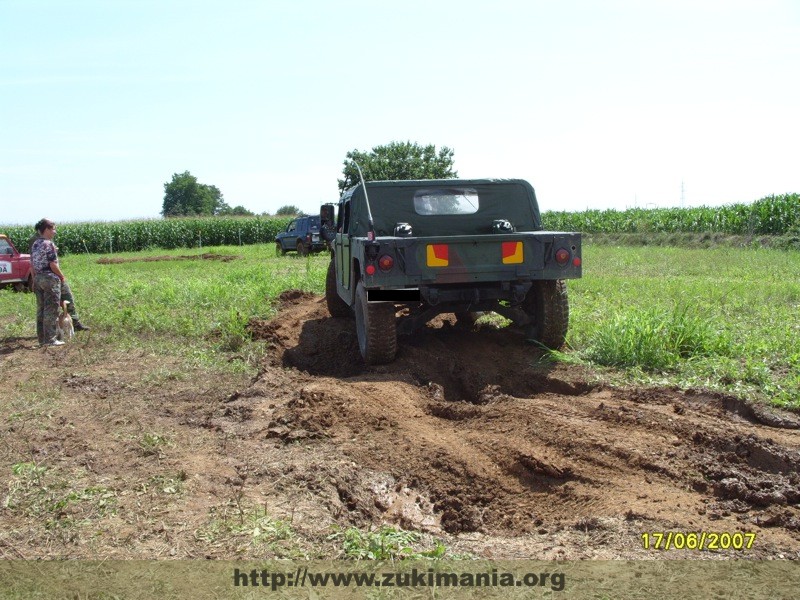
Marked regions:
[322,179,582,364]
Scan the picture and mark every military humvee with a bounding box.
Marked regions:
[321,179,582,365]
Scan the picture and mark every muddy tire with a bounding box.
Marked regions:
[297,241,308,256]
[276,242,286,256]
[522,279,569,349]
[354,281,397,365]
[325,259,351,318]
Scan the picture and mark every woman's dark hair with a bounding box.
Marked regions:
[35,218,55,234]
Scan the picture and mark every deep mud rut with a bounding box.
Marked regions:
[1,291,799,560]
[242,291,800,559]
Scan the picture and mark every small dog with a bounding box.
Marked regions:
[57,300,75,341]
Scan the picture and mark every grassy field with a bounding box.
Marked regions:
[0,246,325,373]
[1,242,798,409]
[568,245,800,408]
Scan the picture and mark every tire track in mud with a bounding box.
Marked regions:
[243,291,800,556]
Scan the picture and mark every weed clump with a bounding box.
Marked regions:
[585,304,731,371]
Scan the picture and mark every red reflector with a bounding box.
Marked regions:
[378,255,394,271]
[501,241,523,264]
[365,264,376,276]
[573,257,582,267]
[427,244,449,267]
[555,248,570,266]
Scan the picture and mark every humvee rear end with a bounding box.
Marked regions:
[322,179,582,364]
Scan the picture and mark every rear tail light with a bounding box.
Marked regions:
[378,255,394,271]
[555,248,570,266]
[365,264,376,276]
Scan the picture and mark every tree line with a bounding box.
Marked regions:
[161,142,457,218]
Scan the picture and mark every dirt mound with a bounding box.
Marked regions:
[241,292,800,554]
[97,253,239,264]
[4,291,797,560]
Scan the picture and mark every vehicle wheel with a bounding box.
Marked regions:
[522,279,569,349]
[275,242,286,256]
[354,281,397,365]
[326,259,352,317]
[296,241,308,256]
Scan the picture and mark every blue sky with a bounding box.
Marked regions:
[1,0,798,225]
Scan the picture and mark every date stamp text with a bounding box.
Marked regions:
[641,531,756,551]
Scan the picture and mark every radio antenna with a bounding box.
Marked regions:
[354,161,376,241]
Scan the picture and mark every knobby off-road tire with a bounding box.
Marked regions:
[522,279,569,349]
[275,242,286,256]
[325,259,351,318]
[297,240,309,256]
[354,281,397,365]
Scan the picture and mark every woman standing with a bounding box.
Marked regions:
[31,218,66,347]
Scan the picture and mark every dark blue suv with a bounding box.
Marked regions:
[275,215,326,256]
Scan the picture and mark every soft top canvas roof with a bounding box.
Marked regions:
[343,179,542,237]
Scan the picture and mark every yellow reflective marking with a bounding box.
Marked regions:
[502,241,523,264]
[426,244,449,267]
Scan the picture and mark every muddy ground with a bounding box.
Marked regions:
[1,291,799,560]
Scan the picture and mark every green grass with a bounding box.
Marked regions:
[1,242,798,409]
[195,503,302,557]
[567,245,800,408]
[583,303,733,371]
[0,244,327,374]
[5,461,118,535]
[327,525,450,560]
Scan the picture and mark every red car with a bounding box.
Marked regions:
[0,234,33,292]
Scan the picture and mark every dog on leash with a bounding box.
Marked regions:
[57,300,75,341]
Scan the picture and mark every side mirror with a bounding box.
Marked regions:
[320,204,335,228]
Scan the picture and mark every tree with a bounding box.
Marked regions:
[161,171,227,217]
[338,141,457,194]
[217,204,255,216]
[275,205,302,216]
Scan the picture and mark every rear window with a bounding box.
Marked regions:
[413,188,479,215]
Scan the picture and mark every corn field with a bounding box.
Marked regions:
[542,193,799,236]
[2,216,291,255]
[2,193,797,254]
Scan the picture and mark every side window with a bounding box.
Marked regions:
[287,220,297,233]
[0,239,12,255]
[341,201,351,233]
[336,203,344,231]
